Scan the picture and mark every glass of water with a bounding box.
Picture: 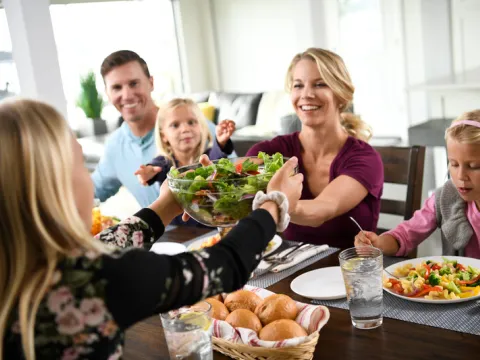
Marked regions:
[339,247,383,329]
[160,301,213,360]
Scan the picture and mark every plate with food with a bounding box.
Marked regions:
[91,207,121,236]
[383,256,480,303]
[187,233,282,257]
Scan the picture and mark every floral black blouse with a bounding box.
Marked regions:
[4,208,275,359]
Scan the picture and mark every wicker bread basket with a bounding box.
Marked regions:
[213,331,319,360]
[210,286,329,360]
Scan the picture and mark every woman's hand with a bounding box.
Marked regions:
[267,156,303,214]
[149,181,183,225]
[216,120,236,147]
[135,165,162,186]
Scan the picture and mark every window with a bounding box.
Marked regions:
[0,9,20,100]
[49,0,182,128]
[337,0,407,139]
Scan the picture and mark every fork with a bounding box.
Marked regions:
[350,217,405,280]
[253,243,314,278]
[262,242,307,261]
[252,257,296,278]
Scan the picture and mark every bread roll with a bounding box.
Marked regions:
[255,294,298,325]
[205,298,229,321]
[259,319,307,341]
[225,309,262,333]
[208,294,224,303]
[224,290,262,313]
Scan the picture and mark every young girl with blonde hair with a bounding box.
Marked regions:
[355,109,480,258]
[247,47,383,248]
[135,98,235,226]
[135,98,235,185]
[0,98,303,359]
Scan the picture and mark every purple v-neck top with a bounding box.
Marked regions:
[246,132,384,248]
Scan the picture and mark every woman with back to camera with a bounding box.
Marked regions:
[247,48,384,248]
[0,98,303,359]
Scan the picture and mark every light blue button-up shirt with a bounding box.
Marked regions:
[92,122,160,208]
[92,120,227,208]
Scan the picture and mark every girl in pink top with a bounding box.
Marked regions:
[355,110,480,259]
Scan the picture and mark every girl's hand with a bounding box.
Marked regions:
[216,120,236,147]
[135,165,162,186]
[267,157,303,214]
[354,230,380,247]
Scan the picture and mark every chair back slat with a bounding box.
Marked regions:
[374,146,426,257]
[380,199,405,216]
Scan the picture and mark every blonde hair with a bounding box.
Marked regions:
[285,47,372,142]
[155,98,212,164]
[445,110,480,144]
[0,98,106,360]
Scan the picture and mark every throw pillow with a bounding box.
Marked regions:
[198,102,216,122]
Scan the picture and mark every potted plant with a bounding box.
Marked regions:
[76,71,107,136]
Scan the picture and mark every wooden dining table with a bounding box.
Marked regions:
[124,227,480,360]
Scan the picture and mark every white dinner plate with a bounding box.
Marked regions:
[290,266,346,300]
[150,242,187,255]
[187,234,282,256]
[384,256,480,304]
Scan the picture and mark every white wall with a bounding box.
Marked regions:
[176,0,220,92]
[211,0,320,92]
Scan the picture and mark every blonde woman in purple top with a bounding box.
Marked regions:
[356,110,480,259]
[247,48,384,248]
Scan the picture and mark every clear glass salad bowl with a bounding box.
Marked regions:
[167,153,294,230]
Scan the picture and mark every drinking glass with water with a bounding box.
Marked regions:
[160,301,213,359]
[339,247,383,329]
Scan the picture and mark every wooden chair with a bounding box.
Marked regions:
[374,146,426,256]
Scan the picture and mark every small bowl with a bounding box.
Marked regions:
[167,156,294,227]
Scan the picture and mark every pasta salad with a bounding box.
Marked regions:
[383,257,480,300]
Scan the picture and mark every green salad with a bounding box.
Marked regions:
[167,152,288,226]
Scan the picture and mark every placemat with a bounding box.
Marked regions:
[312,256,480,336]
[184,234,340,289]
[247,242,339,288]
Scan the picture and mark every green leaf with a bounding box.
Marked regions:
[84,283,96,297]
[241,159,258,172]
[216,158,236,174]
[76,71,104,119]
[63,270,94,288]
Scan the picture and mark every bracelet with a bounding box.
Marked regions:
[252,191,290,232]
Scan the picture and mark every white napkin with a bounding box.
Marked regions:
[257,244,329,273]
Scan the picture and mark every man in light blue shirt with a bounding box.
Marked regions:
[92,50,160,208]
[93,50,220,208]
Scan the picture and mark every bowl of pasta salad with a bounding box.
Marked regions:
[383,256,480,303]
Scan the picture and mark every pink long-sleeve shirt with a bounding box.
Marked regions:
[387,194,480,259]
